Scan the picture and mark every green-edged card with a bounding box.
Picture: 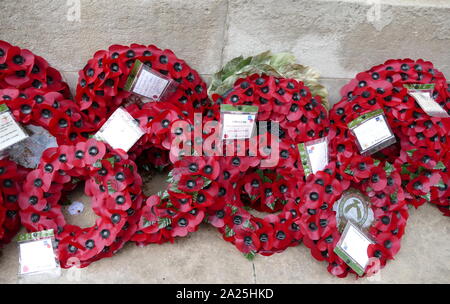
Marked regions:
[334,221,374,276]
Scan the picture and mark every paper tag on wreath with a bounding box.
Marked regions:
[220,104,258,140]
[94,107,144,152]
[298,137,329,177]
[348,109,396,156]
[17,229,60,277]
[124,60,177,102]
[0,104,29,154]
[404,84,449,118]
[334,221,374,276]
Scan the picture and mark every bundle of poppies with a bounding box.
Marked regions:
[329,59,450,216]
[0,41,95,247]
[4,42,214,267]
[0,39,448,279]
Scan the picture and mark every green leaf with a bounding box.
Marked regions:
[105,157,116,168]
[262,175,272,183]
[243,220,254,230]
[390,191,398,201]
[142,217,156,228]
[208,51,329,108]
[243,205,252,211]
[244,251,256,261]
[383,162,395,175]
[401,164,411,175]
[420,193,431,202]
[124,164,134,172]
[266,202,276,210]
[107,181,116,194]
[406,149,417,157]
[202,177,212,188]
[155,165,166,173]
[269,52,296,67]
[157,217,171,229]
[158,190,169,200]
[230,205,239,215]
[192,191,199,203]
[344,166,354,176]
[92,160,102,168]
[434,161,446,170]
[366,187,373,193]
[373,159,381,167]
[225,225,235,238]
[435,179,445,189]
[71,177,81,184]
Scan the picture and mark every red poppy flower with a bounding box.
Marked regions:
[177,175,205,192]
[172,210,204,237]
[367,166,387,191]
[269,219,294,250]
[84,139,106,165]
[327,252,350,278]
[206,200,227,228]
[406,175,437,196]
[23,169,52,193]
[375,232,401,258]
[349,157,374,180]
[300,183,324,209]
[234,230,260,254]
[367,243,389,267]
[224,208,253,234]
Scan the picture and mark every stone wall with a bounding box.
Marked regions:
[1,0,449,104]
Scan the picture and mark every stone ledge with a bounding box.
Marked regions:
[224,0,450,79]
[0,0,228,75]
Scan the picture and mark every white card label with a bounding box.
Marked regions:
[352,114,392,151]
[132,69,170,100]
[334,221,374,276]
[19,238,58,275]
[0,110,28,152]
[307,140,328,174]
[408,91,449,118]
[95,107,144,152]
[221,112,256,140]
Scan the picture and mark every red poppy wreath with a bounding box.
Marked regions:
[18,139,145,268]
[14,50,210,267]
[329,59,450,215]
[151,74,330,258]
[210,74,330,213]
[298,158,409,278]
[75,43,209,127]
[140,123,305,256]
[123,102,220,246]
[16,93,211,266]
[69,44,215,249]
[0,41,95,245]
